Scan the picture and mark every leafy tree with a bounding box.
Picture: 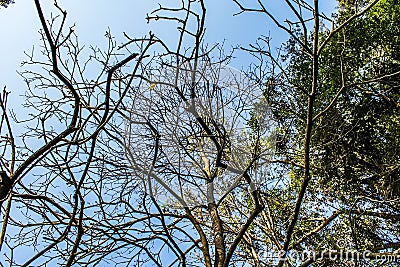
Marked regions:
[313,0,400,256]
[249,0,400,265]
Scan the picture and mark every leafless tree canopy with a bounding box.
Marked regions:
[1,0,399,267]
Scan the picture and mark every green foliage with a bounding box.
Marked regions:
[264,0,400,261]
[315,0,400,199]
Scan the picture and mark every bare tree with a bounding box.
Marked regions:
[0,0,155,266]
[92,1,276,265]
[2,0,275,265]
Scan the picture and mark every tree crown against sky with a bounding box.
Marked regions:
[0,0,399,266]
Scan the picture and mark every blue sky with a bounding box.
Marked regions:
[0,0,338,110]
